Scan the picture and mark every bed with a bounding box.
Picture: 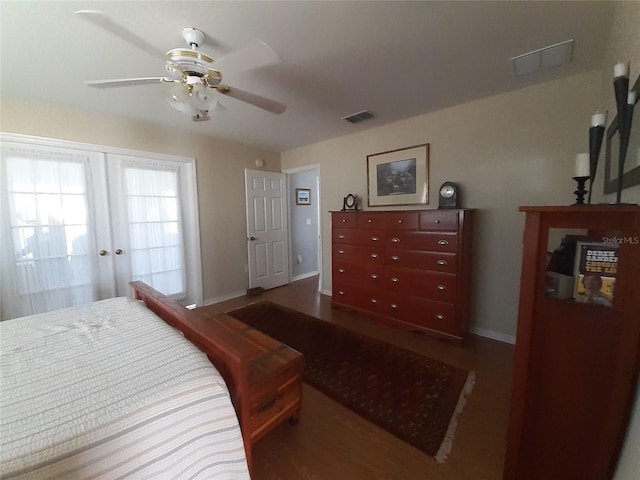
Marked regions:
[0,286,251,480]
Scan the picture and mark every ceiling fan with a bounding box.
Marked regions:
[75,10,287,121]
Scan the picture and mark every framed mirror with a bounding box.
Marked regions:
[604,74,640,194]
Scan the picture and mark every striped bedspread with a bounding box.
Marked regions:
[0,297,250,480]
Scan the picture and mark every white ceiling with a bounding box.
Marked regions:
[0,1,614,152]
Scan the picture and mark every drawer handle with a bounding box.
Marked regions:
[371,236,379,241]
[371,299,377,304]
[391,277,399,283]
[437,259,448,266]
[391,237,400,243]
[435,219,440,223]
[438,240,449,246]
[342,219,347,223]
[436,314,445,320]
[371,274,378,279]
[338,234,345,239]
[338,268,345,273]
[390,304,398,309]
[338,291,344,295]
[371,253,378,258]
[398,219,403,224]
[368,219,373,223]
[258,395,279,412]
[437,285,447,291]
[338,250,345,254]
[391,255,400,261]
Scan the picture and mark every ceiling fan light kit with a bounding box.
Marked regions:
[76,11,287,120]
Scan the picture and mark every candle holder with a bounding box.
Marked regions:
[587,124,605,204]
[613,75,629,125]
[616,102,635,204]
[572,176,589,205]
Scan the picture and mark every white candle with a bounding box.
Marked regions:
[591,111,607,127]
[628,91,637,105]
[614,61,629,78]
[575,153,590,177]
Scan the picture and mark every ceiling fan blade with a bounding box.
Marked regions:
[86,77,167,88]
[216,85,287,114]
[75,10,165,61]
[215,41,281,73]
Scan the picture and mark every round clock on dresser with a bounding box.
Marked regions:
[438,181,459,209]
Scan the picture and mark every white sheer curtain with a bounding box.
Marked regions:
[0,145,96,320]
[122,163,185,297]
[1,136,201,320]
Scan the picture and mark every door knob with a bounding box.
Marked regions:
[249,236,256,241]
[99,249,108,256]
[115,249,123,255]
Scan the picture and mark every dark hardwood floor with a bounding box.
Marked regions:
[212,275,514,480]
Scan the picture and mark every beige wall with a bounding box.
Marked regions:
[282,70,603,340]
[0,98,281,303]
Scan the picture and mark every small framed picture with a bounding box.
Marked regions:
[296,188,311,205]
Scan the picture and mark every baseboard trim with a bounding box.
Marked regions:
[203,289,247,307]
[291,271,319,283]
[470,327,516,345]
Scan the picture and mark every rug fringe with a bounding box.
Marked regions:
[434,370,476,463]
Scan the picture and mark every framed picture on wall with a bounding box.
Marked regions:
[367,143,429,207]
[296,188,311,205]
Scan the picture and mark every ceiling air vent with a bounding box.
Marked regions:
[343,110,375,124]
[511,39,574,77]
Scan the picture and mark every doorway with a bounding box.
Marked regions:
[285,165,321,290]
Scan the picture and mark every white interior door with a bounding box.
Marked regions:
[245,169,289,290]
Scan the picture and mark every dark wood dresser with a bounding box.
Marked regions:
[330,209,474,342]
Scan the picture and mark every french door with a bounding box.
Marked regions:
[0,136,202,321]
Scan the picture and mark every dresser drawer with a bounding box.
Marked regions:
[356,212,386,229]
[385,250,457,274]
[332,212,358,228]
[419,210,459,231]
[333,228,385,245]
[382,212,419,230]
[332,284,385,315]
[333,244,383,264]
[355,211,418,230]
[385,231,458,252]
[333,262,384,291]
[383,292,457,335]
[385,268,457,303]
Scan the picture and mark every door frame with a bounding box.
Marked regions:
[0,132,203,307]
[283,164,322,292]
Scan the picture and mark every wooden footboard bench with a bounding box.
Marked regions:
[130,282,303,475]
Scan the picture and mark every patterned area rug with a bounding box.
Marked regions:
[228,301,475,461]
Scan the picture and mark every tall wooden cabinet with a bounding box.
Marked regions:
[330,209,474,342]
[504,206,640,480]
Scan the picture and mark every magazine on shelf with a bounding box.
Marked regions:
[573,241,618,307]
